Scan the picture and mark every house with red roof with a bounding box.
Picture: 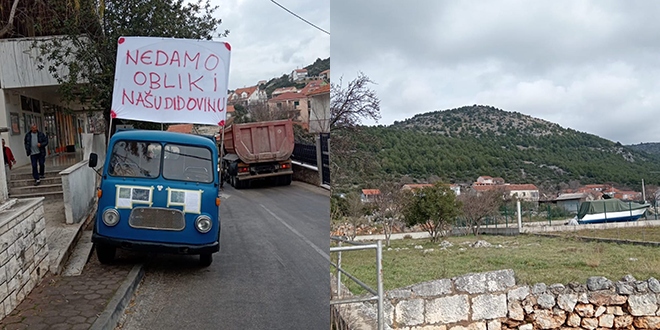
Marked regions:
[361,189,381,203]
[307,83,330,133]
[228,85,267,107]
[267,91,308,128]
[472,182,539,202]
[319,69,330,81]
[272,86,299,97]
[291,68,308,81]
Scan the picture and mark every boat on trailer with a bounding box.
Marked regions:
[576,198,650,224]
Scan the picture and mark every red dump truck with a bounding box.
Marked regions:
[222,119,295,189]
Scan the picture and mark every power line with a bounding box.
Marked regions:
[270,0,330,35]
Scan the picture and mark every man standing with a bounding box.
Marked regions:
[24,124,48,186]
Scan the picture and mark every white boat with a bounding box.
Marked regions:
[577,198,650,224]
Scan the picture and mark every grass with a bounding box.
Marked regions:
[560,225,660,242]
[332,233,660,295]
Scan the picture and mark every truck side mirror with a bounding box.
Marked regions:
[89,153,98,168]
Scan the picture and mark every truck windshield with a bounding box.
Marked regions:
[108,141,162,178]
[162,143,214,183]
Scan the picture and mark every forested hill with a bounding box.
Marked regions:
[628,142,660,155]
[336,105,660,193]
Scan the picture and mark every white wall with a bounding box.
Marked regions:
[60,161,97,224]
[0,38,62,88]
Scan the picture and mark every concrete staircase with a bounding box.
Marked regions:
[8,169,65,200]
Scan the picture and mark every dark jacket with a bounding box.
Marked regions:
[24,131,48,156]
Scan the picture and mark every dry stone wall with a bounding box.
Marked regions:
[0,198,49,319]
[381,269,660,329]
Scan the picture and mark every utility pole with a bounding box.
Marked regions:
[642,179,646,202]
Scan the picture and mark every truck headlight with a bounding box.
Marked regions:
[103,209,120,227]
[195,215,212,233]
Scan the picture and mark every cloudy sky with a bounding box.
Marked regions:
[331,0,660,145]
[212,0,329,90]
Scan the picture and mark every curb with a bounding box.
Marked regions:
[52,202,97,275]
[90,263,145,330]
[51,219,85,275]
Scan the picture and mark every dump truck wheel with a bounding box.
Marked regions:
[234,177,246,189]
[279,175,292,186]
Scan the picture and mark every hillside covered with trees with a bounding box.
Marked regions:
[333,105,660,194]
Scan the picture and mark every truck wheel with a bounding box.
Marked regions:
[199,253,212,267]
[234,178,245,189]
[280,175,292,186]
[96,244,116,264]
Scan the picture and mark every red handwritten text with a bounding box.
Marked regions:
[125,50,221,71]
[121,90,226,112]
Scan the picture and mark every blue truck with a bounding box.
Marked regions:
[88,129,221,266]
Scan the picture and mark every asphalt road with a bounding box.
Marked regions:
[116,181,330,329]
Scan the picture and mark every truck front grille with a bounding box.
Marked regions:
[128,207,185,231]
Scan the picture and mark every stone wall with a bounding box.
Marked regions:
[0,198,49,319]
[345,269,660,329]
[292,162,321,186]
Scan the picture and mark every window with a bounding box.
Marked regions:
[162,144,213,183]
[108,141,162,178]
[294,101,300,108]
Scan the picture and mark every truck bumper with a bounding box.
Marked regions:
[237,169,293,180]
[92,233,219,255]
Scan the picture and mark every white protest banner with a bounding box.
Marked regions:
[110,37,231,126]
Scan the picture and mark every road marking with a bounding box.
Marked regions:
[260,204,330,262]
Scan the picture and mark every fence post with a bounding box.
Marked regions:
[517,200,522,232]
[337,241,342,299]
[376,240,383,330]
[315,134,323,186]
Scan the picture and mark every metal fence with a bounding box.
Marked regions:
[292,134,330,185]
[330,237,384,330]
[292,143,317,166]
[453,199,660,232]
[320,133,330,185]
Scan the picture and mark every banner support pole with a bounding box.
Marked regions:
[219,124,226,186]
[107,116,113,149]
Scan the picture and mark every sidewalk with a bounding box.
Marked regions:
[0,154,145,330]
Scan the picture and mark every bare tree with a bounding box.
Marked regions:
[330,72,382,190]
[0,0,20,37]
[330,72,381,130]
[345,191,366,241]
[458,189,503,236]
[249,101,277,122]
[373,181,409,246]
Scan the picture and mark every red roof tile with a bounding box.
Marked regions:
[306,84,330,96]
[167,124,193,133]
[362,189,381,195]
[269,92,305,102]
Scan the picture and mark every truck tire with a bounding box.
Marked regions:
[278,175,292,186]
[96,243,116,264]
[199,253,213,267]
[235,177,246,189]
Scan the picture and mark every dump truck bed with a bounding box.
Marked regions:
[223,119,295,164]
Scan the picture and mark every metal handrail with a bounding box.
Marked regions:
[330,236,383,330]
